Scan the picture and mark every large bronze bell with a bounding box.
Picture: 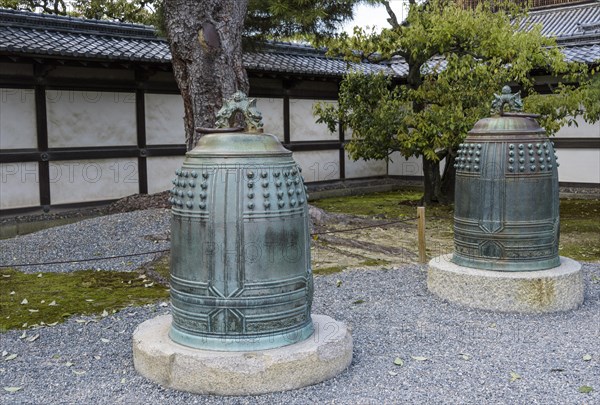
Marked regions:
[167,92,313,350]
[452,87,561,271]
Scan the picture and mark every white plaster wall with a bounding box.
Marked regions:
[345,152,387,178]
[555,148,600,184]
[388,153,446,176]
[344,126,353,141]
[256,98,284,141]
[0,162,40,209]
[49,159,138,205]
[47,91,136,148]
[145,93,185,145]
[289,99,338,142]
[0,88,37,149]
[293,150,340,182]
[388,152,423,177]
[555,117,600,138]
[147,156,184,194]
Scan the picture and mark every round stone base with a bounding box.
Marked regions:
[132,314,353,396]
[427,255,583,313]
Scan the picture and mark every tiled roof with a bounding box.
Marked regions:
[0,8,392,77]
[244,43,394,77]
[0,8,170,63]
[0,4,598,80]
[524,1,600,45]
[0,24,170,62]
[560,42,600,62]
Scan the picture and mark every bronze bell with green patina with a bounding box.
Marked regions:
[452,86,561,271]
[167,91,313,350]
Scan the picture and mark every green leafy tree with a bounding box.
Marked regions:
[245,0,358,41]
[0,0,361,36]
[0,0,160,24]
[74,0,158,25]
[315,0,599,204]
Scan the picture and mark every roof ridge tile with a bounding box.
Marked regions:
[0,7,158,40]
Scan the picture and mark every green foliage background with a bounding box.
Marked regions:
[314,0,600,202]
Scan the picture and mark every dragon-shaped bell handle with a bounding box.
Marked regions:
[197,91,264,134]
[491,85,524,115]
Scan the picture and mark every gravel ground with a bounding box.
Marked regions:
[0,209,170,273]
[1,210,599,404]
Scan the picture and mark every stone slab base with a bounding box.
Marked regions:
[427,255,583,313]
[132,314,353,396]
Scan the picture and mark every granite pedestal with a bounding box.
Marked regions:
[427,255,583,313]
[133,314,353,395]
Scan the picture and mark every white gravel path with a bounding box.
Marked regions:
[0,210,598,404]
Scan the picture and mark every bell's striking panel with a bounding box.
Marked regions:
[452,88,561,271]
[167,92,313,351]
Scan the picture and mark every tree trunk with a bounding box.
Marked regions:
[440,151,456,203]
[410,92,449,206]
[163,0,249,150]
[421,157,447,205]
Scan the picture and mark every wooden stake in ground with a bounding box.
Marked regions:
[417,207,426,263]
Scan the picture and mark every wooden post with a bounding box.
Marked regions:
[417,207,426,263]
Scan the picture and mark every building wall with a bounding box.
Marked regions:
[146,156,182,194]
[294,150,341,182]
[257,97,284,142]
[145,93,185,145]
[554,115,600,184]
[0,63,598,213]
[0,88,36,149]
[0,162,39,210]
[49,158,139,205]
[0,64,347,212]
[46,90,137,148]
[388,153,424,178]
[554,148,600,184]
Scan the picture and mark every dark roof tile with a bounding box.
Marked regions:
[0,5,598,79]
[524,2,600,45]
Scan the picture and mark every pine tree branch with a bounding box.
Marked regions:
[381,0,399,29]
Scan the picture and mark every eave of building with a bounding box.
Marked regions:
[0,3,599,81]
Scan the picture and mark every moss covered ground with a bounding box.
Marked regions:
[312,189,600,262]
[0,268,169,331]
[558,198,600,261]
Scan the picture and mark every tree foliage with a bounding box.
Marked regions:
[245,0,357,41]
[0,0,363,38]
[0,0,159,25]
[315,0,599,204]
